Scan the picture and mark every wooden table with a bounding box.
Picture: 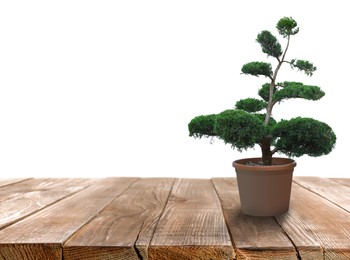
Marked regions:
[0,177,349,260]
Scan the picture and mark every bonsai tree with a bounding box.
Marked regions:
[188,17,336,165]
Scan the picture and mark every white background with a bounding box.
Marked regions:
[0,1,348,178]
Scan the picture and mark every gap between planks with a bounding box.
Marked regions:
[149,178,235,260]
[0,178,95,231]
[63,178,175,260]
[0,177,350,260]
[212,178,299,260]
[293,176,350,213]
[277,177,350,259]
[0,178,32,189]
[0,178,139,260]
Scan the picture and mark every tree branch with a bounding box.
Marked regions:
[264,35,291,126]
[281,35,290,62]
[275,83,283,88]
[271,147,279,154]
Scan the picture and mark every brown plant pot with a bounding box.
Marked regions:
[233,157,296,217]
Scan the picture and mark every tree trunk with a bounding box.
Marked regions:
[261,137,273,165]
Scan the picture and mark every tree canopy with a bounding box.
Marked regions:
[241,62,273,78]
[256,30,282,59]
[188,17,336,165]
[273,117,336,157]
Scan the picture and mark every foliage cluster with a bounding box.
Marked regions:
[188,17,336,165]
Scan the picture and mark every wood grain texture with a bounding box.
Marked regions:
[0,178,88,202]
[294,176,350,212]
[150,245,233,260]
[149,178,234,260]
[0,178,91,230]
[275,182,350,259]
[0,178,138,260]
[0,179,30,188]
[329,178,350,188]
[0,244,62,260]
[212,178,298,260]
[0,177,349,260]
[64,178,174,260]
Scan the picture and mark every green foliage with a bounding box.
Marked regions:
[188,114,217,138]
[235,98,267,112]
[258,83,273,101]
[241,62,273,78]
[273,82,325,102]
[256,30,283,59]
[273,117,336,157]
[253,113,277,137]
[188,17,336,165]
[253,113,277,126]
[290,59,317,76]
[214,110,266,150]
[258,82,325,103]
[276,17,299,37]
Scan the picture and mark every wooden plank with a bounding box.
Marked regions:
[63,178,174,260]
[0,244,62,260]
[328,178,350,188]
[0,178,30,188]
[212,178,298,260]
[275,182,350,259]
[0,178,93,230]
[293,176,350,212]
[149,178,234,260]
[0,178,85,202]
[0,177,138,260]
